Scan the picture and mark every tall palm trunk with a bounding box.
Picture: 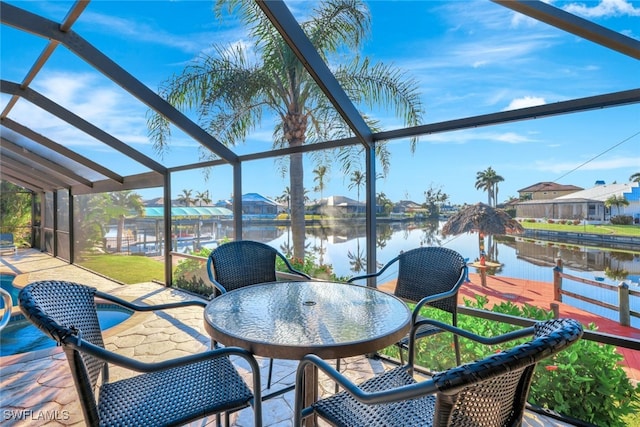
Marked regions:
[116,215,125,253]
[285,112,308,259]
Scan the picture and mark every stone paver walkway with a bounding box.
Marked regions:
[1,250,572,426]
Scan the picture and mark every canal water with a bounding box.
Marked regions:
[155,218,638,327]
[234,220,640,328]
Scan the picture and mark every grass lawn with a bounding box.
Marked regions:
[521,221,640,237]
[77,254,165,284]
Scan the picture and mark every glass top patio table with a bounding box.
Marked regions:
[203,281,411,361]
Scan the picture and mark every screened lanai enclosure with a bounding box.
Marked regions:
[1,0,638,286]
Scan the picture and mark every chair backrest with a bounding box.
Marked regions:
[207,240,282,292]
[394,247,467,313]
[432,318,583,427]
[0,233,15,248]
[18,280,106,420]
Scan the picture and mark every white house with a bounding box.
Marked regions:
[516,182,640,223]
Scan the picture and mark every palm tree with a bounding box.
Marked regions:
[275,186,291,215]
[313,165,328,202]
[109,191,144,253]
[376,192,393,216]
[147,0,423,258]
[630,172,640,183]
[349,170,366,204]
[604,194,629,218]
[177,189,194,207]
[475,167,504,207]
[195,190,211,207]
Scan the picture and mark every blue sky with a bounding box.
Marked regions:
[1,0,639,205]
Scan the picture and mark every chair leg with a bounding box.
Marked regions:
[454,334,461,366]
[398,343,405,365]
[267,358,274,389]
[334,359,341,393]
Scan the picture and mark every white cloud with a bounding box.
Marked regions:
[420,130,536,145]
[562,0,640,18]
[11,72,153,149]
[504,96,547,111]
[494,132,534,144]
[81,11,206,53]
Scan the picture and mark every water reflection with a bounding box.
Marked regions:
[195,219,639,286]
[266,220,640,287]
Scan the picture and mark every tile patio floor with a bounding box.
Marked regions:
[1,250,573,426]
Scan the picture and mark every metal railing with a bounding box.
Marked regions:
[553,258,640,327]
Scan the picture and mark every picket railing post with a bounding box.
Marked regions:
[619,282,630,327]
[553,258,563,302]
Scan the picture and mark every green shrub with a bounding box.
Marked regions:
[611,215,633,225]
[173,247,214,298]
[277,253,348,282]
[383,295,640,426]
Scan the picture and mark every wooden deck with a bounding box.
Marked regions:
[380,272,640,383]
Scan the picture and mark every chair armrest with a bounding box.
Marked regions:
[206,256,229,294]
[412,288,458,317]
[289,268,311,280]
[347,271,381,283]
[276,252,311,280]
[410,319,534,346]
[295,354,439,424]
[406,319,534,369]
[67,334,256,373]
[411,270,466,321]
[95,290,207,311]
[0,288,12,331]
[66,335,263,406]
[347,255,400,284]
[208,278,228,295]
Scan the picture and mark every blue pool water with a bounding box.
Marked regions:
[0,305,133,356]
[0,272,134,356]
[1,273,19,307]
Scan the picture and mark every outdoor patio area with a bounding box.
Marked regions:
[0,249,580,426]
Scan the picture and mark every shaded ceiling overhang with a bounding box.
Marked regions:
[1,118,124,184]
[0,136,93,188]
[71,171,164,196]
[1,79,167,174]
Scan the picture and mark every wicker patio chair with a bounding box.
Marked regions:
[0,233,17,255]
[207,240,311,388]
[294,318,583,427]
[348,246,468,365]
[19,280,262,427]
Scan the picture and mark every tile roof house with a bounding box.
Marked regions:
[316,195,366,217]
[516,182,640,222]
[391,200,423,214]
[517,182,583,200]
[216,193,282,218]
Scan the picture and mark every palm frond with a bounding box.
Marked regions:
[335,58,424,151]
[303,0,371,55]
